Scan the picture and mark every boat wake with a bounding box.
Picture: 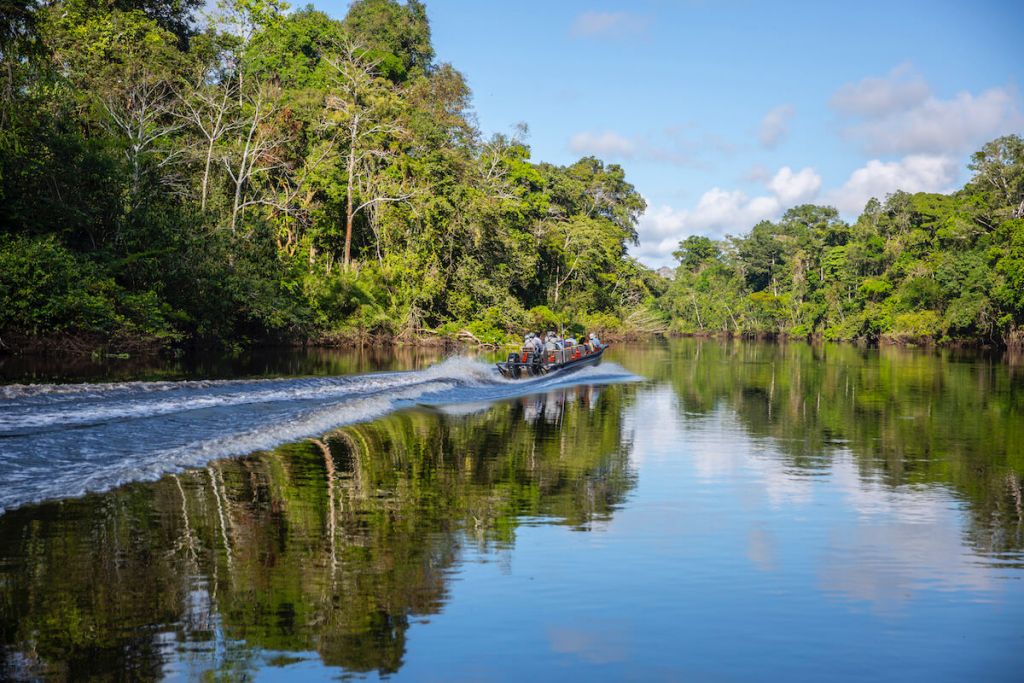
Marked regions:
[0,357,638,512]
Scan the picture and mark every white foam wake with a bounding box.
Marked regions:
[0,357,640,513]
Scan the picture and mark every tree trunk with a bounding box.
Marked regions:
[343,114,359,270]
[201,138,215,212]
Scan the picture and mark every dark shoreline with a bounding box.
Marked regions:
[4,327,1019,376]
[1,326,1020,361]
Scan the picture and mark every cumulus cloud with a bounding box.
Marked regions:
[635,190,779,264]
[758,105,795,148]
[568,130,636,158]
[570,11,650,40]
[829,63,930,117]
[634,165,822,266]
[767,166,821,205]
[824,154,959,214]
[830,65,1024,155]
[846,87,1022,155]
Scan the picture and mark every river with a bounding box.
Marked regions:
[1,340,1022,680]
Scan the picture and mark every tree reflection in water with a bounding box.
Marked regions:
[615,339,1024,560]
[0,384,635,680]
[2,340,1023,680]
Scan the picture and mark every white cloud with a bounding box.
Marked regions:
[568,130,636,158]
[570,11,650,40]
[829,63,930,117]
[633,165,823,266]
[767,166,821,205]
[568,128,712,167]
[758,105,795,148]
[635,191,779,264]
[824,154,959,214]
[847,87,1022,155]
[830,65,1023,155]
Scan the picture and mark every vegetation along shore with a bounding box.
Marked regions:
[1,0,1023,355]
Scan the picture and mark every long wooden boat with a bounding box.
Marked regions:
[496,344,606,379]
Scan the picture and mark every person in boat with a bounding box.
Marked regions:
[529,333,543,353]
[588,332,602,350]
[563,336,577,348]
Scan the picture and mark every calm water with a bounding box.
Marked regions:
[1,341,1022,681]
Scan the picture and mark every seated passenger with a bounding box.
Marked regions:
[588,332,602,349]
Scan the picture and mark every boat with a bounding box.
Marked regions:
[496,343,607,379]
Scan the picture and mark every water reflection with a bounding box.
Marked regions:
[613,340,1024,562]
[1,340,1023,680]
[0,344,450,385]
[0,385,634,680]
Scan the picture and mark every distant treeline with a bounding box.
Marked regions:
[1,1,1022,353]
[657,136,1024,347]
[0,0,659,352]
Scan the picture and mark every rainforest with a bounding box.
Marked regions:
[1,0,1023,353]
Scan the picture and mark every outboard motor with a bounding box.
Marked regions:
[505,352,521,378]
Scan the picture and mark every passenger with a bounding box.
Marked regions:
[563,336,577,348]
[588,332,602,349]
[531,334,544,353]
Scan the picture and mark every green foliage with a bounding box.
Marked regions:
[673,235,720,271]
[0,235,179,343]
[0,384,635,677]
[527,305,561,331]
[663,136,1024,346]
[343,0,433,80]
[0,0,654,352]
[578,310,623,335]
[5,0,1021,352]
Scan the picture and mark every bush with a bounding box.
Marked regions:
[528,305,561,331]
[889,310,942,342]
[578,310,623,335]
[858,277,892,301]
[0,235,178,344]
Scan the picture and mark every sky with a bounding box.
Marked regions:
[313,0,1023,268]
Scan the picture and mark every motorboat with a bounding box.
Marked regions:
[496,343,606,379]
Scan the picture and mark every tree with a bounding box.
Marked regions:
[343,0,433,81]
[673,235,720,272]
[968,134,1024,217]
[322,39,412,269]
[736,221,787,294]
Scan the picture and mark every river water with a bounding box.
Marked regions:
[1,341,1022,680]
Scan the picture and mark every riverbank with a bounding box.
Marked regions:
[3,324,1021,369]
[0,322,666,359]
[662,327,1024,350]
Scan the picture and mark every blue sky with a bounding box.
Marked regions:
[313,1,1023,267]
